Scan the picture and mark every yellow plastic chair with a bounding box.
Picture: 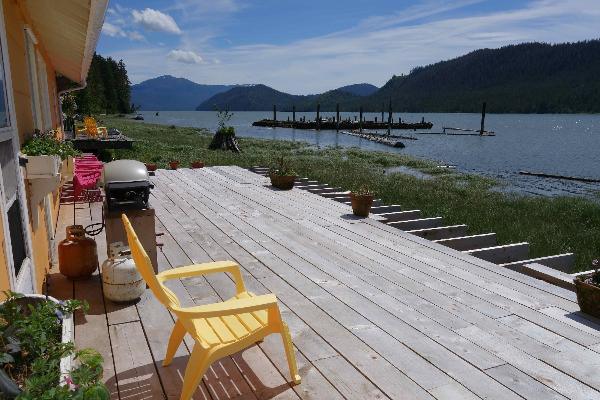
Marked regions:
[121,215,301,400]
[77,117,108,139]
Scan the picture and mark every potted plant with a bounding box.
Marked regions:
[145,156,161,172]
[269,157,296,190]
[191,160,205,169]
[169,160,180,170]
[0,292,109,399]
[350,185,374,217]
[21,136,80,178]
[574,260,600,318]
[145,163,157,172]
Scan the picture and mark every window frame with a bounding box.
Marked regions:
[0,3,36,292]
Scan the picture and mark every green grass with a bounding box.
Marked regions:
[103,115,600,272]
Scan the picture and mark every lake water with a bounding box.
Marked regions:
[136,111,600,198]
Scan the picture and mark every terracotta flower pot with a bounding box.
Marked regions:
[145,163,157,172]
[270,174,296,190]
[350,193,374,217]
[169,160,180,170]
[191,161,205,169]
[575,277,600,318]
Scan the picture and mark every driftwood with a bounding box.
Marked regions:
[209,130,241,152]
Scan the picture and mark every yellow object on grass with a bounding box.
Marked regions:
[77,116,108,138]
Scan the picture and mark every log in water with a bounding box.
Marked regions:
[252,119,433,130]
[340,131,405,148]
[519,171,600,183]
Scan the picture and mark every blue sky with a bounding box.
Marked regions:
[98,0,600,94]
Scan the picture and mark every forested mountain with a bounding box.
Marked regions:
[337,83,379,96]
[131,76,235,110]
[75,54,132,115]
[195,85,362,111]
[198,40,600,113]
[366,40,600,113]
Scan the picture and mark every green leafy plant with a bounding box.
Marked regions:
[269,156,296,176]
[215,108,234,133]
[218,126,235,137]
[21,137,80,160]
[352,184,373,197]
[60,94,77,120]
[586,259,600,287]
[0,292,108,399]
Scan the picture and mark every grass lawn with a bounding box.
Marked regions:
[103,115,600,273]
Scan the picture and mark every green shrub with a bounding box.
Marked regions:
[0,292,108,399]
[21,138,80,160]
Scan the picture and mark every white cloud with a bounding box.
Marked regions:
[109,0,600,93]
[127,31,145,41]
[102,22,125,37]
[167,0,241,20]
[132,8,182,34]
[168,49,204,64]
[102,22,145,41]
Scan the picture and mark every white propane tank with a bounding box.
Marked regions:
[102,242,145,302]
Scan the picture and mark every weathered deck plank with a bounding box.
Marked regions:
[53,167,600,400]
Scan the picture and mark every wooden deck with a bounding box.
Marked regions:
[49,166,600,400]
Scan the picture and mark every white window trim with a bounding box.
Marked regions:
[24,26,43,132]
[36,50,52,131]
[0,3,36,292]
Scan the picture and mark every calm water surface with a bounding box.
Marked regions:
[136,111,600,198]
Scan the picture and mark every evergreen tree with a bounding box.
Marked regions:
[74,53,132,115]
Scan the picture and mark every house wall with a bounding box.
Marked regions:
[0,0,64,296]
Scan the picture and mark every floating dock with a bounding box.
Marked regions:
[252,119,433,131]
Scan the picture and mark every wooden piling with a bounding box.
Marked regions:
[292,105,296,122]
[316,103,321,131]
[480,102,487,136]
[387,99,392,136]
[336,103,340,131]
[359,106,363,132]
[273,104,277,121]
[381,103,384,123]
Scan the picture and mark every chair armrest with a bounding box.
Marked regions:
[173,294,278,319]
[157,261,246,293]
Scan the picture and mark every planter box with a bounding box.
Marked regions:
[574,277,600,319]
[6,295,74,389]
[25,155,61,178]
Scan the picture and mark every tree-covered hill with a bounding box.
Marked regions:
[195,85,362,111]
[197,40,600,113]
[367,40,600,113]
[131,75,235,110]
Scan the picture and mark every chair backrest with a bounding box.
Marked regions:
[83,117,98,135]
[121,214,181,309]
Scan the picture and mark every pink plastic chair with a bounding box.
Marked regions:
[73,156,103,203]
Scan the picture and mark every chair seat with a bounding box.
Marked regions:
[190,292,269,347]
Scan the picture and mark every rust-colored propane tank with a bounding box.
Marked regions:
[58,225,98,279]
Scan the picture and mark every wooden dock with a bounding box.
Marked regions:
[252,119,433,130]
[49,166,600,400]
